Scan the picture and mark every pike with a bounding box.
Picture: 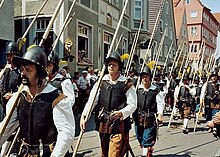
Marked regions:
[174,43,184,69]
[0,0,66,146]
[115,32,124,51]
[192,41,205,82]
[0,0,5,10]
[191,40,204,80]
[39,0,65,46]
[168,42,183,78]
[125,32,137,72]
[51,0,77,51]
[22,0,49,40]
[162,41,173,73]
[125,20,143,77]
[135,0,166,90]
[72,0,134,157]
[152,26,168,79]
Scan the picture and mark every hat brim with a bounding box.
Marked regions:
[13,56,47,78]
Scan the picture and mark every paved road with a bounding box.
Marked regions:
[72,113,220,157]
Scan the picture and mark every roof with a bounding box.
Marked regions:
[213,13,220,24]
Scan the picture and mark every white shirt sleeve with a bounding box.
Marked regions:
[0,93,19,147]
[156,91,165,115]
[119,85,137,119]
[61,79,75,106]
[51,97,75,157]
[81,82,100,118]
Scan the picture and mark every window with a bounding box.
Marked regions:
[190,10,197,18]
[123,17,128,27]
[186,0,190,4]
[122,39,127,54]
[159,20,163,32]
[134,0,142,19]
[80,0,91,8]
[114,0,119,6]
[165,23,168,36]
[77,23,92,65]
[164,45,168,56]
[191,26,197,35]
[165,1,169,14]
[134,21,143,29]
[36,19,50,30]
[190,44,197,53]
[103,32,113,60]
[170,27,173,40]
[35,18,53,53]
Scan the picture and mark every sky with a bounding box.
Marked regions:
[200,0,220,13]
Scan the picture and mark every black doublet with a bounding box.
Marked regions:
[205,82,220,106]
[96,80,131,133]
[18,89,59,145]
[1,68,21,94]
[136,88,158,113]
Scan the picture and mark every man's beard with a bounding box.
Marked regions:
[21,75,31,86]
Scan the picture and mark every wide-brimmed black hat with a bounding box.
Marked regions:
[105,51,123,69]
[13,45,47,78]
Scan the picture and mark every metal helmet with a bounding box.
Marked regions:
[6,41,19,55]
[105,51,123,69]
[48,51,59,66]
[12,45,47,78]
[141,66,152,76]
[183,73,189,80]
[194,74,200,81]
[210,68,219,78]
[201,73,207,80]
[154,69,161,78]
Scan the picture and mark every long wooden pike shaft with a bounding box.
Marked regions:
[22,0,49,39]
[114,32,124,51]
[125,20,143,77]
[39,0,65,46]
[0,0,5,10]
[52,12,75,51]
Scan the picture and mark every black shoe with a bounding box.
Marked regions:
[173,116,179,120]
[183,128,189,134]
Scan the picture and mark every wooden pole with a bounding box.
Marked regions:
[72,0,130,156]
[114,32,124,51]
[162,41,173,73]
[125,20,143,77]
[152,26,168,79]
[0,0,5,10]
[22,0,49,39]
[39,0,65,46]
[135,0,166,90]
[52,12,75,51]
[125,32,138,74]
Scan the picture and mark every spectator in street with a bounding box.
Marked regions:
[63,66,72,79]
[77,70,90,113]
[87,67,98,88]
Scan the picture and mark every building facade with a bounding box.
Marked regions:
[14,0,178,73]
[176,0,219,63]
[0,0,14,67]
